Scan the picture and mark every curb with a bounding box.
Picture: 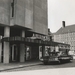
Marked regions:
[0,63,41,72]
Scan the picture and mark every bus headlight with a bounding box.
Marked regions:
[40,58,43,61]
[55,58,58,60]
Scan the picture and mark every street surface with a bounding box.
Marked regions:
[3,60,75,72]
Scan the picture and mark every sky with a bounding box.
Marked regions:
[48,0,75,33]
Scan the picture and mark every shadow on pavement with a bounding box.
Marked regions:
[40,61,73,65]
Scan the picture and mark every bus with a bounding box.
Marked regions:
[40,42,73,64]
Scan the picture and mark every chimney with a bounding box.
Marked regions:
[62,21,65,28]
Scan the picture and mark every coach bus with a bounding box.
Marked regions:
[40,42,73,64]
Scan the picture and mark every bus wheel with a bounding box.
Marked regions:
[43,62,48,65]
[58,60,61,64]
[67,60,70,62]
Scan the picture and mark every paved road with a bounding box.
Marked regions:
[4,60,75,72]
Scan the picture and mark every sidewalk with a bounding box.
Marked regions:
[0,61,42,72]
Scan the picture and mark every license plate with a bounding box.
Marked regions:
[62,57,69,59]
[49,59,54,61]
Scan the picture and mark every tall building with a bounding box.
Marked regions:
[54,21,75,55]
[0,0,48,63]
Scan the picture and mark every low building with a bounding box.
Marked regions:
[54,21,75,55]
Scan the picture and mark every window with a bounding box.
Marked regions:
[11,0,14,17]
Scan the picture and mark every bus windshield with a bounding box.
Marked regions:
[49,52,59,57]
[45,47,69,57]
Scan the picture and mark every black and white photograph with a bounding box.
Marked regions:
[0,0,75,75]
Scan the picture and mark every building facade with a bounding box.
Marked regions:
[47,28,54,41]
[0,0,48,63]
[54,21,75,55]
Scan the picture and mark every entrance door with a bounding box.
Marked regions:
[10,44,20,62]
[25,46,31,61]
[39,46,42,59]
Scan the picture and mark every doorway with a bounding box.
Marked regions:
[25,46,31,61]
[10,44,20,62]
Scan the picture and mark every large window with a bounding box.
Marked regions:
[11,0,15,17]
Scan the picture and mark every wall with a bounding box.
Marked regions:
[0,0,10,26]
[54,32,75,51]
[15,0,33,29]
[0,0,48,35]
[33,0,48,35]
[15,0,48,35]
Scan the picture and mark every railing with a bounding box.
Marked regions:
[2,36,46,44]
[2,36,70,46]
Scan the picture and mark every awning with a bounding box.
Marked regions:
[1,36,70,46]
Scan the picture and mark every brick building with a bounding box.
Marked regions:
[0,0,48,63]
[54,21,75,55]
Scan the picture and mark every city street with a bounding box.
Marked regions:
[3,60,75,72]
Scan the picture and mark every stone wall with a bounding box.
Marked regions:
[33,0,48,35]
[0,0,48,35]
[0,0,10,25]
